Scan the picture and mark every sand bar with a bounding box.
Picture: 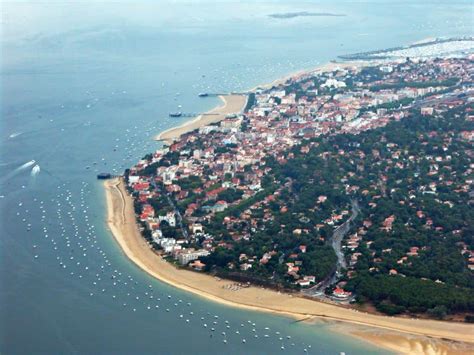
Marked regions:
[104,178,474,353]
[156,94,247,145]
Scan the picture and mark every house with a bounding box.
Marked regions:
[322,78,346,88]
[206,187,225,200]
[159,212,176,227]
[407,246,419,256]
[189,260,206,271]
[332,287,352,300]
[185,203,198,216]
[191,223,203,234]
[421,107,434,116]
[296,279,311,287]
[240,263,252,271]
[381,215,396,231]
[133,182,150,192]
[212,200,228,213]
[317,195,328,203]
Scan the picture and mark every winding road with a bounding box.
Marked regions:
[304,199,360,296]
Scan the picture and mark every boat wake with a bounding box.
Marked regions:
[0,160,37,185]
[9,132,23,139]
[16,160,36,172]
[31,164,41,176]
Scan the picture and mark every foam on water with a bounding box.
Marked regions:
[16,160,36,171]
[31,165,41,176]
[9,132,23,139]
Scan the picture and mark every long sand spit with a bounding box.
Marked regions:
[156,94,247,145]
[105,178,474,354]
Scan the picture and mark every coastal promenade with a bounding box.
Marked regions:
[104,177,474,355]
[156,94,248,144]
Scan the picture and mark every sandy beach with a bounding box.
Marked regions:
[156,94,247,145]
[104,177,474,354]
[246,60,372,92]
[156,62,366,145]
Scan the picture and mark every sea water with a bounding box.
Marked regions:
[1,1,472,354]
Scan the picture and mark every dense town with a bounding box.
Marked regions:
[125,56,474,318]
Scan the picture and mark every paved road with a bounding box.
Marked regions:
[304,199,360,297]
[302,88,471,299]
[333,200,360,272]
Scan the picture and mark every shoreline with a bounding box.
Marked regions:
[155,94,248,145]
[104,177,474,354]
[154,61,371,146]
[246,60,375,93]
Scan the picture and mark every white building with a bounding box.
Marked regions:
[321,78,346,89]
[159,212,176,227]
[177,249,210,265]
[380,65,394,73]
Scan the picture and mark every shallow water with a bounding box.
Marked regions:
[1,1,472,353]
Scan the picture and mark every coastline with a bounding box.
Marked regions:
[156,94,248,145]
[104,177,474,354]
[154,61,370,146]
[246,60,374,92]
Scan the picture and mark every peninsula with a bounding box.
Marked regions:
[105,56,474,353]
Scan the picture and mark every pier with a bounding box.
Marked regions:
[198,92,248,97]
[97,173,122,180]
[169,112,219,118]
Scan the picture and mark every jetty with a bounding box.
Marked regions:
[97,173,121,180]
[169,112,219,118]
[198,92,248,97]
